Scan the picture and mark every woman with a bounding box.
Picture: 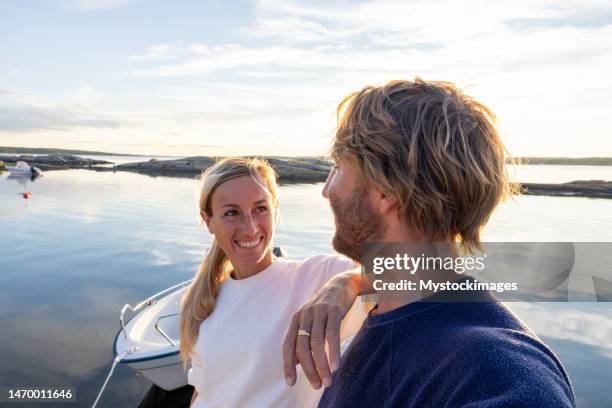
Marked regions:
[180,157,362,408]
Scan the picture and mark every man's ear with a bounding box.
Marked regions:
[201,210,214,234]
[376,189,398,216]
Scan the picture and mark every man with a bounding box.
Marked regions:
[283,78,575,407]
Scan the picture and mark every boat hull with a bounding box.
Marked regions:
[6,167,32,174]
[125,353,188,391]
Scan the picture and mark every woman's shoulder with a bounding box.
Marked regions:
[272,255,357,298]
[298,253,354,266]
[269,255,356,284]
[294,254,357,279]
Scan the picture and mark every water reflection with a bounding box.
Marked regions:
[511,303,612,356]
[0,168,611,407]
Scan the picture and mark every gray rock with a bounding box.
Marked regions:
[520,180,612,199]
[0,154,112,167]
[114,156,332,181]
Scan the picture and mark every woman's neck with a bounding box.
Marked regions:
[231,251,274,280]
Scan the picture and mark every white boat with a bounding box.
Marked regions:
[114,279,193,391]
[6,161,43,176]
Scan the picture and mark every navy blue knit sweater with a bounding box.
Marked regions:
[319,292,575,408]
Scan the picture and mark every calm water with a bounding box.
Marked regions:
[1,164,612,407]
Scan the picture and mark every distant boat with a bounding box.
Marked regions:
[5,161,43,177]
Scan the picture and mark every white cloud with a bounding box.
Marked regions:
[130,43,425,77]
[251,0,611,43]
[8,0,612,156]
[0,88,133,133]
[122,0,612,156]
[128,1,612,86]
[66,86,101,107]
[127,42,212,62]
[61,0,136,12]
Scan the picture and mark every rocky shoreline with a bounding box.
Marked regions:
[0,154,333,182]
[111,156,333,182]
[2,154,612,198]
[520,180,612,199]
[0,154,112,170]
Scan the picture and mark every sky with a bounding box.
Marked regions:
[1,0,611,157]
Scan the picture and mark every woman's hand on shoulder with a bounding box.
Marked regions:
[282,270,362,389]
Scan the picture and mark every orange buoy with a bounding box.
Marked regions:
[22,192,32,199]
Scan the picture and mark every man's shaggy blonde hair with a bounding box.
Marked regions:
[333,78,518,252]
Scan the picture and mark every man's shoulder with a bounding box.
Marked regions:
[328,317,575,408]
[449,325,557,368]
[388,313,564,377]
[380,305,576,407]
[438,325,575,406]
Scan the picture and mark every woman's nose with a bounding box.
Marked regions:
[241,214,258,235]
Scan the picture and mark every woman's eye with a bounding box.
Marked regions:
[256,206,268,213]
[223,210,238,217]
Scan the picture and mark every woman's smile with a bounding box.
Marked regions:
[234,235,264,250]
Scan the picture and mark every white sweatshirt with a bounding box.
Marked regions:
[188,255,363,408]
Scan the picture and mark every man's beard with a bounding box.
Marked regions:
[329,185,386,262]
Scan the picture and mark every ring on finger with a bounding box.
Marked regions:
[297,329,311,337]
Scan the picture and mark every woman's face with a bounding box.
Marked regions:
[204,175,276,276]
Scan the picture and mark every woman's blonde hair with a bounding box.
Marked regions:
[180,157,278,367]
[333,78,519,253]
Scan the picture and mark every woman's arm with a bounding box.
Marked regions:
[282,270,371,389]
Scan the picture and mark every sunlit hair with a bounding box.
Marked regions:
[333,77,519,253]
[180,157,279,368]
